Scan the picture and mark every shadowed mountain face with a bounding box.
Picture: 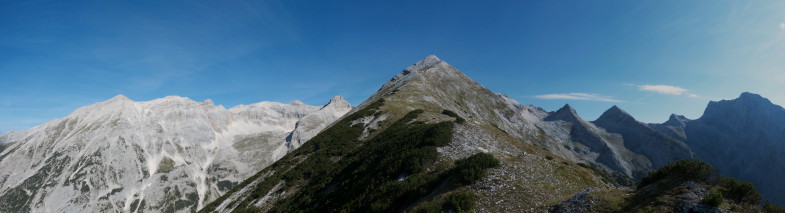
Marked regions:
[683,92,785,205]
[543,105,651,178]
[593,106,695,172]
[651,114,689,141]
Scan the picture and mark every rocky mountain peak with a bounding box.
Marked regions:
[663,114,688,127]
[406,55,443,72]
[107,94,132,102]
[323,96,351,109]
[202,99,215,106]
[702,92,784,122]
[377,55,446,93]
[544,104,581,122]
[596,105,635,124]
[738,92,768,103]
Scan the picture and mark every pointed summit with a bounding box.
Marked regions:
[739,92,765,100]
[595,105,636,124]
[375,55,447,94]
[558,104,576,113]
[406,55,443,72]
[663,114,688,127]
[544,104,581,122]
[107,94,131,102]
[323,96,352,109]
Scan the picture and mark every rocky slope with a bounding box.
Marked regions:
[542,104,651,178]
[0,95,351,212]
[202,55,615,212]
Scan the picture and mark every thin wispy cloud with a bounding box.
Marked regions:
[780,22,785,30]
[638,85,688,95]
[535,93,623,103]
[628,84,702,98]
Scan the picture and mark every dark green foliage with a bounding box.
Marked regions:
[703,189,723,207]
[719,177,761,204]
[453,152,500,184]
[445,191,478,212]
[130,199,143,212]
[638,160,716,189]
[441,109,466,124]
[217,180,237,191]
[202,99,387,212]
[269,109,455,212]
[627,159,768,211]
[764,201,785,213]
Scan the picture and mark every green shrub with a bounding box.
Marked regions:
[703,189,723,207]
[441,110,466,124]
[453,152,501,184]
[638,160,716,189]
[445,191,478,212]
[720,177,761,204]
[764,201,785,213]
[267,109,458,212]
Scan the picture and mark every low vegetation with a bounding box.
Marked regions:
[441,109,465,124]
[452,152,500,184]
[637,159,715,189]
[576,159,783,212]
[202,100,500,212]
[764,201,785,213]
[702,189,723,207]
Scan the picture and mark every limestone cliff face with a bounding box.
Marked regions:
[0,95,350,212]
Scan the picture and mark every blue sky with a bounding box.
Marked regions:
[2,1,784,134]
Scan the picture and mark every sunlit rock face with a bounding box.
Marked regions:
[0,95,351,212]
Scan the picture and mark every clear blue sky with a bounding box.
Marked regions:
[2,1,784,134]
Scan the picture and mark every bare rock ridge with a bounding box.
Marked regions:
[544,104,580,122]
[0,95,351,212]
[543,104,650,177]
[652,114,689,141]
[285,96,353,150]
[594,105,695,173]
[203,55,617,212]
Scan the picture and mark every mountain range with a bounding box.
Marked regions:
[1,55,782,212]
[0,95,351,212]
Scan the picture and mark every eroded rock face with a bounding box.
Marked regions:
[0,95,350,212]
[684,92,785,206]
